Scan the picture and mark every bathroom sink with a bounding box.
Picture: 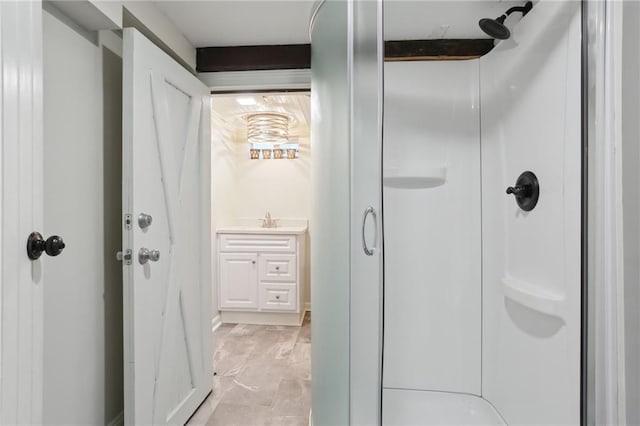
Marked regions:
[216,225,307,235]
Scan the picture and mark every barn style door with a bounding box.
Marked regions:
[122,28,212,425]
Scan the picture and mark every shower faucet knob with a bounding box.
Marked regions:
[506,185,526,196]
[506,171,540,211]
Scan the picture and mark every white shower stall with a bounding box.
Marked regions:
[311,0,582,424]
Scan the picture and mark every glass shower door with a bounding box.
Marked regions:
[310,0,383,424]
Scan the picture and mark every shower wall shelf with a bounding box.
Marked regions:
[383,167,447,189]
[502,275,564,319]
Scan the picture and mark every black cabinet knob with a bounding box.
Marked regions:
[27,232,66,260]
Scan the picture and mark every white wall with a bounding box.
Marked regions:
[211,111,236,322]
[210,108,311,224]
[233,139,311,220]
[43,8,123,425]
[382,60,481,395]
[480,1,582,424]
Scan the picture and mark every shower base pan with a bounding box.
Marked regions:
[382,389,506,425]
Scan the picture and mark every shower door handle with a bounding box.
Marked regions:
[362,206,377,256]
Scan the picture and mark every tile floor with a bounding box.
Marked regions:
[187,313,311,426]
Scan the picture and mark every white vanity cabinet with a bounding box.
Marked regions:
[219,253,258,309]
[217,229,307,326]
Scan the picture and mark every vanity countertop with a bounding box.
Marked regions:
[216,225,308,235]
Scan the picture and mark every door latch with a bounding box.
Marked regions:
[116,249,132,265]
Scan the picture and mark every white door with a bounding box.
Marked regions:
[122,28,212,425]
[219,253,258,309]
[0,1,43,424]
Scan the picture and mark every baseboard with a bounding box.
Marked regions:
[211,315,222,333]
[221,310,303,326]
[304,302,311,313]
[107,411,124,426]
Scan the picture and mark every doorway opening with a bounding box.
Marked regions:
[188,91,312,424]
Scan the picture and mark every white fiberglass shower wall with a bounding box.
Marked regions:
[382,0,582,424]
[480,1,581,422]
[383,60,482,394]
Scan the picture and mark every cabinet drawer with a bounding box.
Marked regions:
[259,284,297,311]
[259,254,297,282]
[219,234,296,253]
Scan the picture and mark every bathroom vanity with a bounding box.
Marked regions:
[216,224,308,326]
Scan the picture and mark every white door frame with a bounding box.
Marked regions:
[0,1,43,424]
[200,69,311,92]
[584,0,626,424]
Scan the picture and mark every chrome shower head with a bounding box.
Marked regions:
[479,1,533,40]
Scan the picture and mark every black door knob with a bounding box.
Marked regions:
[27,232,66,260]
[45,235,66,257]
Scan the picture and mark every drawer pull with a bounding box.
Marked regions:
[275,266,280,271]
[276,295,281,300]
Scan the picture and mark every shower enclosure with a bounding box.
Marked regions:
[310,0,610,424]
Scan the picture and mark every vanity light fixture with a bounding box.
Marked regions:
[244,112,298,160]
[246,112,291,145]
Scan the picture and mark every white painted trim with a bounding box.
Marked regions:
[123,2,196,70]
[48,0,121,31]
[199,69,311,92]
[220,310,305,326]
[305,302,311,313]
[587,0,625,423]
[211,315,222,333]
[107,411,124,426]
[42,1,99,45]
[99,29,123,58]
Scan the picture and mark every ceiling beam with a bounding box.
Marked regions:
[196,39,495,73]
[197,44,311,73]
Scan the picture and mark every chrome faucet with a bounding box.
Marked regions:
[261,212,278,228]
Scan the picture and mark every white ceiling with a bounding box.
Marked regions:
[212,93,311,143]
[384,1,525,40]
[154,1,316,47]
[153,1,527,48]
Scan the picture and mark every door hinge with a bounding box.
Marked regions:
[124,214,132,230]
